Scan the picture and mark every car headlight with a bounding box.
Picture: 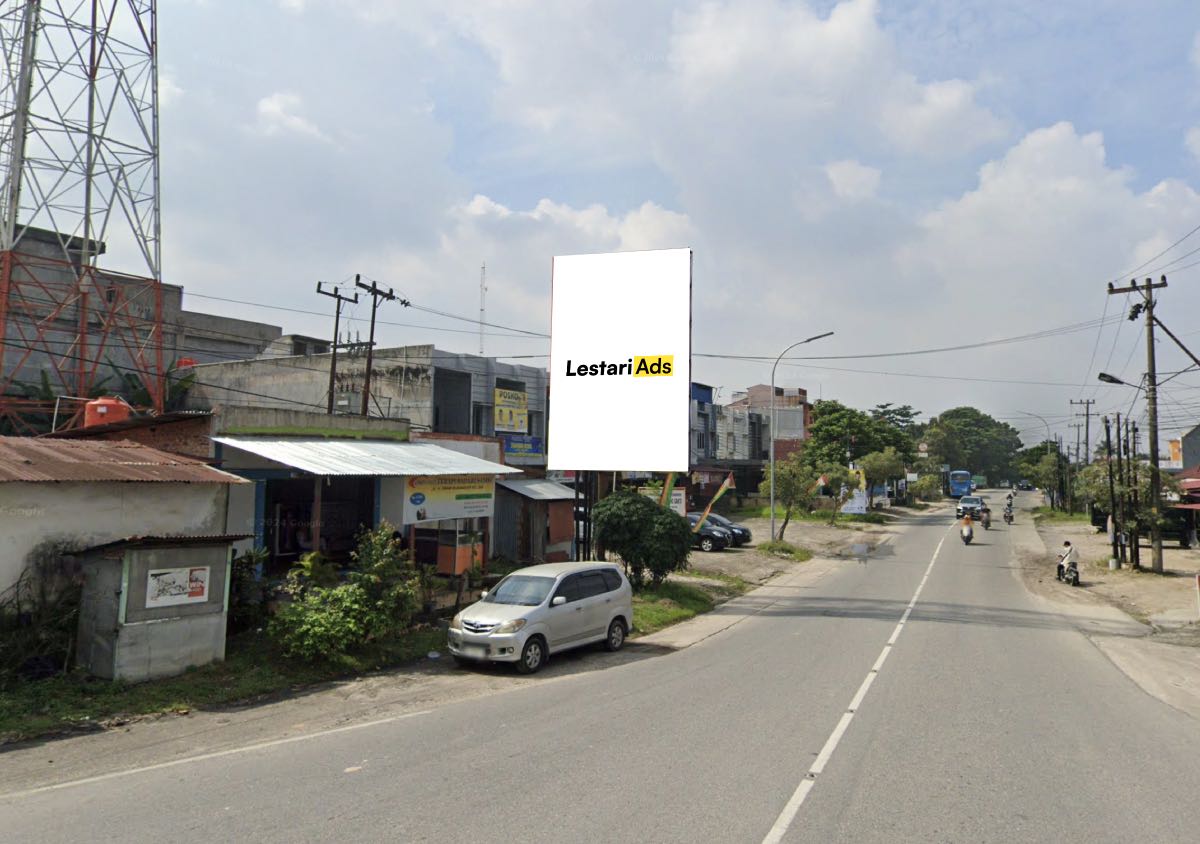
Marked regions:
[450,612,463,630]
[495,618,527,634]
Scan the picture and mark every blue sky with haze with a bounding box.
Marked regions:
[159,1,1200,445]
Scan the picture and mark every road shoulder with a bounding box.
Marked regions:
[1009,503,1200,721]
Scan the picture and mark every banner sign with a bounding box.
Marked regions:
[502,434,544,462]
[402,475,495,523]
[548,248,692,471]
[146,567,210,609]
[494,389,528,434]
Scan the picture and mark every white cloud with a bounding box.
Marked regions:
[825,159,881,201]
[1187,126,1200,163]
[159,74,184,108]
[1192,31,1200,70]
[278,0,306,12]
[253,92,328,141]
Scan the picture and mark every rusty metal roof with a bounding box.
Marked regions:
[0,437,247,483]
[83,534,254,552]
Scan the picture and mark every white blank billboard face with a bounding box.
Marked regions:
[548,248,692,472]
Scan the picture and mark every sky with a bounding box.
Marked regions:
[146,0,1200,449]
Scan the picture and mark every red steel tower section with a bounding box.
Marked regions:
[0,1,164,432]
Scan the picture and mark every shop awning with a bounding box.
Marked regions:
[213,436,521,477]
[497,478,577,501]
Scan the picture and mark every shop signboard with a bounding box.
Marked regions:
[402,475,495,523]
[639,486,687,517]
[145,567,210,609]
[494,389,528,434]
[547,248,692,472]
[502,434,544,462]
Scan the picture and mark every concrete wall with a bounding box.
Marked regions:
[2,228,281,392]
[0,482,230,593]
[185,346,548,446]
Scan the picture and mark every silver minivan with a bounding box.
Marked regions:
[447,562,633,674]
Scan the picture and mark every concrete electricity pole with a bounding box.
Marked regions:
[1108,276,1167,573]
[317,282,358,415]
[1104,416,1120,569]
[1070,398,1095,463]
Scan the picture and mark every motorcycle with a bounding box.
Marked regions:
[1003,508,1013,525]
[981,509,991,530]
[960,523,973,545]
[1056,556,1080,587]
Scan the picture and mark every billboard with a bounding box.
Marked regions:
[401,475,495,523]
[502,434,544,463]
[494,388,528,433]
[548,248,692,471]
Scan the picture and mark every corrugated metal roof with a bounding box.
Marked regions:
[497,478,577,501]
[213,436,521,477]
[83,534,254,552]
[0,437,247,484]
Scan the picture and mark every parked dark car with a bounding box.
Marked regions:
[686,514,732,552]
[688,511,752,546]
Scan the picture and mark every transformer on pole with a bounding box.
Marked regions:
[0,0,164,432]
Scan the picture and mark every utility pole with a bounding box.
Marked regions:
[1070,399,1095,462]
[354,276,408,417]
[1128,418,1141,569]
[1115,412,1127,566]
[1104,417,1120,568]
[316,282,358,415]
[1108,275,1167,572]
[1068,422,1085,513]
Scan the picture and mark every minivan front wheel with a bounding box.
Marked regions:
[516,636,546,674]
[605,618,627,652]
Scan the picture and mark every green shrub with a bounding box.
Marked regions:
[228,548,270,635]
[594,490,692,587]
[269,583,372,660]
[267,522,419,661]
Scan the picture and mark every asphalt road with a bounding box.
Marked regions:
[4,507,1200,842]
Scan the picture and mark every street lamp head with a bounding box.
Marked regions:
[803,331,835,344]
[1097,372,1125,385]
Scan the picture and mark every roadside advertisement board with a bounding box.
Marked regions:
[639,486,687,516]
[494,388,528,433]
[547,248,692,471]
[145,567,210,609]
[402,475,495,523]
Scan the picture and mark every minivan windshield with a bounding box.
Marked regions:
[482,575,555,606]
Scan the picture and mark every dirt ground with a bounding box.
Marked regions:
[1031,511,1200,645]
[682,510,908,584]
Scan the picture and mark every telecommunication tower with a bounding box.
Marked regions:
[0,0,164,431]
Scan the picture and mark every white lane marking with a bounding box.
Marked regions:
[762,533,947,844]
[0,709,431,801]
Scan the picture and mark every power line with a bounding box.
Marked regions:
[1111,221,1200,282]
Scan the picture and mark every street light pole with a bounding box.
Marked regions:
[1018,410,1054,507]
[770,331,835,543]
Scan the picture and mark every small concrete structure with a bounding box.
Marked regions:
[75,536,243,682]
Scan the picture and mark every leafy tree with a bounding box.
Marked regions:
[593,490,691,587]
[911,474,943,501]
[804,400,884,467]
[818,463,860,525]
[922,407,1022,480]
[758,450,820,541]
[871,403,921,434]
[858,447,906,508]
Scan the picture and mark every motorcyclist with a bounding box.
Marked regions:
[1056,541,1078,581]
[960,513,974,542]
[981,505,992,529]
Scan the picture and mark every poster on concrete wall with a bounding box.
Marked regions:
[402,475,495,523]
[494,389,528,433]
[146,567,210,608]
[548,248,692,472]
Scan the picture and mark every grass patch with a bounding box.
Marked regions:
[757,540,814,562]
[0,627,445,746]
[1031,506,1091,524]
[675,569,753,592]
[632,581,716,635]
[726,506,889,525]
